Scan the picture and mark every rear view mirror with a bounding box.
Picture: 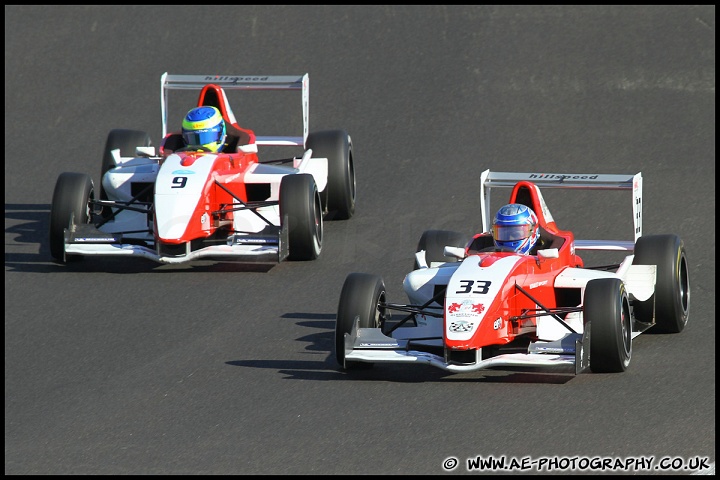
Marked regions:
[538,248,559,259]
[443,246,465,260]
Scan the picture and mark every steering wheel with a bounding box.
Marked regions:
[175,146,213,153]
[479,246,517,253]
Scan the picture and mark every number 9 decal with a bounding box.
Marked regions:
[172,176,187,188]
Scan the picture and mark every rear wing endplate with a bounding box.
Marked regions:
[160,73,309,147]
[480,170,643,251]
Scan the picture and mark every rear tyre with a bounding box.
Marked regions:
[335,273,387,369]
[414,229,470,270]
[100,129,153,216]
[585,278,632,373]
[632,234,690,333]
[280,174,323,261]
[306,130,355,220]
[49,172,94,262]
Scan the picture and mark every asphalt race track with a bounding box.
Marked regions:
[5,6,715,475]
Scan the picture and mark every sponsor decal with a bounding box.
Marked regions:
[529,173,598,180]
[74,238,115,242]
[204,76,269,84]
[529,280,548,289]
[448,300,485,316]
[533,346,574,354]
[449,320,475,333]
[233,236,273,245]
[171,169,196,175]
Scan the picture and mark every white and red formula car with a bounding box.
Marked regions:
[335,170,689,375]
[50,73,355,264]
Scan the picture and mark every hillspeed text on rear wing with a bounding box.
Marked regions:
[160,73,309,147]
[480,170,642,251]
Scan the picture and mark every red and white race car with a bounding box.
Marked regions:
[335,170,690,375]
[50,73,355,264]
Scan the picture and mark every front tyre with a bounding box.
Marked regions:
[414,229,470,270]
[306,130,355,220]
[49,172,94,262]
[280,174,323,261]
[335,273,387,369]
[585,278,632,373]
[632,234,690,333]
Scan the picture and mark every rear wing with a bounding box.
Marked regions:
[160,73,309,147]
[480,170,643,252]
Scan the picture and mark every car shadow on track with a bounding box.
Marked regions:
[226,358,575,384]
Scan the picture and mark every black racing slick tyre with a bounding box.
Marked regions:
[280,174,323,261]
[335,273,388,369]
[100,129,153,216]
[414,229,470,270]
[49,172,94,263]
[632,234,690,334]
[585,278,632,373]
[306,130,355,220]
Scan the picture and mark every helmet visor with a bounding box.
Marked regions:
[183,129,220,148]
[493,224,532,242]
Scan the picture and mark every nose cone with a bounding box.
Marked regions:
[444,255,523,347]
[155,154,214,241]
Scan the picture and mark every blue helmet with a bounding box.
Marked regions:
[492,203,540,254]
[181,106,226,153]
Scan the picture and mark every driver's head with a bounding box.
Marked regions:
[181,106,226,153]
[492,203,540,254]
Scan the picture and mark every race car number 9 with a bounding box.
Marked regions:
[456,280,491,294]
[172,177,188,188]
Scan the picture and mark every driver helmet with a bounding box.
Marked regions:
[181,106,226,153]
[492,203,540,254]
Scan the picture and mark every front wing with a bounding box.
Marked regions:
[63,220,290,264]
[342,318,592,375]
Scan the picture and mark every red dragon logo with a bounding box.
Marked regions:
[448,302,485,315]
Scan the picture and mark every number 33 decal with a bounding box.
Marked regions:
[456,280,491,294]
